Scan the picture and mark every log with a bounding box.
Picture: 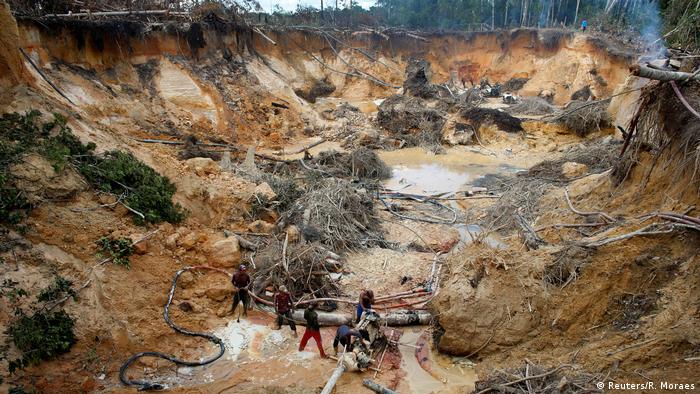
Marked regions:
[46,10,189,17]
[363,379,397,394]
[630,65,700,82]
[321,363,346,394]
[289,309,432,326]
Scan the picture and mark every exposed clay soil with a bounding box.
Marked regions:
[1,7,698,394]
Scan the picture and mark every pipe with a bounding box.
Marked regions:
[321,362,346,394]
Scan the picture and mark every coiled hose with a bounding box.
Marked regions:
[119,266,230,391]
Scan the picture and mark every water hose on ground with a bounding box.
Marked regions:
[119,266,230,391]
[119,266,435,390]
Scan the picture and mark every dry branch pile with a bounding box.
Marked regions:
[251,241,342,306]
[476,139,621,232]
[308,148,391,180]
[288,179,383,251]
[474,363,600,394]
[559,100,612,136]
[506,97,556,116]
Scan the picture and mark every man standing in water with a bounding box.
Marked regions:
[299,302,327,358]
[274,285,297,337]
[231,264,251,323]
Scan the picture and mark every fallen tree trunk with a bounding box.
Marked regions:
[630,65,700,82]
[363,379,397,394]
[289,309,432,326]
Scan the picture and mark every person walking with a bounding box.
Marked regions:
[298,302,327,358]
[581,19,588,32]
[231,264,251,323]
[274,285,297,337]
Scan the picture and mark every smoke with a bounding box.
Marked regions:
[636,0,665,53]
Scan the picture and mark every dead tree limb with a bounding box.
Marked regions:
[253,27,277,45]
[578,224,676,248]
[274,138,326,156]
[20,48,75,105]
[630,64,700,82]
[515,211,545,250]
[564,188,616,223]
[475,364,574,394]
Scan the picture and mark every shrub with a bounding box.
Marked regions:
[0,110,184,225]
[97,236,134,267]
[37,276,76,303]
[77,151,186,224]
[6,310,76,374]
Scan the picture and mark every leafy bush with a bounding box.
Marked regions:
[37,276,76,303]
[97,236,134,267]
[78,151,185,224]
[0,110,185,225]
[6,309,76,373]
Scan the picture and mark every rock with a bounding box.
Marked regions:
[9,153,87,204]
[178,271,196,289]
[561,162,589,178]
[186,157,220,177]
[356,128,379,146]
[253,182,277,200]
[443,121,475,146]
[286,225,301,243]
[205,285,233,302]
[129,234,149,255]
[248,220,276,234]
[165,233,179,249]
[211,237,241,268]
[178,232,198,250]
[258,208,279,224]
[216,303,233,317]
[81,377,96,393]
[538,89,555,103]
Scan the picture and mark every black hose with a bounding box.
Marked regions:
[119,267,226,391]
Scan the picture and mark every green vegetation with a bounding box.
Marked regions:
[0,279,28,302]
[37,276,77,303]
[78,151,185,224]
[6,309,76,374]
[97,236,134,267]
[0,110,184,225]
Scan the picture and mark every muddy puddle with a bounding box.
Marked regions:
[399,329,476,393]
[380,147,522,196]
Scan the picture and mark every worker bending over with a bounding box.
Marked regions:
[332,324,367,355]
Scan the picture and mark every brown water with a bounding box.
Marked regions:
[399,329,476,393]
[380,147,523,196]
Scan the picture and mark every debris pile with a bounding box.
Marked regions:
[460,107,523,133]
[506,97,556,116]
[474,363,601,394]
[557,100,611,136]
[307,148,391,180]
[251,241,343,305]
[287,178,382,251]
